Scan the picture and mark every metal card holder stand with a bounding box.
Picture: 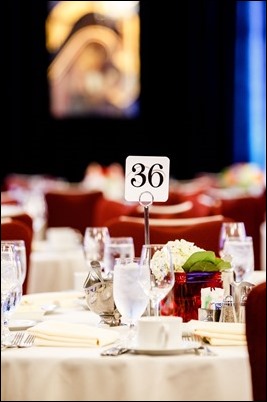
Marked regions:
[139,191,154,315]
[139,191,154,246]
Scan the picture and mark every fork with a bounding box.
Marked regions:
[182,333,217,356]
[11,331,24,346]
[7,332,35,348]
[18,334,35,348]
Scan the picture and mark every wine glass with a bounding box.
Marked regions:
[83,227,110,271]
[1,243,21,348]
[113,257,149,346]
[139,244,175,317]
[103,237,135,276]
[1,240,26,288]
[1,241,26,325]
[222,236,255,283]
[218,222,246,256]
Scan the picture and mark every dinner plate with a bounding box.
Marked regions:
[130,340,201,355]
[8,319,40,331]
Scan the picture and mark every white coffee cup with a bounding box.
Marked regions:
[137,316,183,350]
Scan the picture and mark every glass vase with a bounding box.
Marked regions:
[160,271,223,322]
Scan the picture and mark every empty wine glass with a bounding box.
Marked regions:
[113,257,149,346]
[139,244,175,317]
[103,237,135,276]
[222,236,255,283]
[1,243,21,348]
[1,240,26,287]
[219,222,246,256]
[1,241,26,326]
[83,227,110,271]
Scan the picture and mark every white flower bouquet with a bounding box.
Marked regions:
[151,239,231,278]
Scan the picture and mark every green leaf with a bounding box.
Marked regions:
[188,261,219,272]
[182,251,216,272]
[215,260,231,270]
[182,251,232,272]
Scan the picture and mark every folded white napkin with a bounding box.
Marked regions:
[188,320,246,346]
[19,291,83,309]
[13,292,86,322]
[27,320,119,347]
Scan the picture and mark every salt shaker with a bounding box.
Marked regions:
[238,294,247,323]
[219,295,238,323]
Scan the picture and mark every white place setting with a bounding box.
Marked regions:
[1,289,254,401]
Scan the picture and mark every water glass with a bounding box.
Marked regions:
[113,257,149,346]
[103,237,135,275]
[1,243,21,348]
[113,257,149,325]
[222,236,255,282]
[83,227,110,270]
[1,240,27,286]
[219,222,246,256]
[139,244,175,316]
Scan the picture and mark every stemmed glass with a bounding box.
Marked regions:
[219,222,254,282]
[103,237,135,276]
[1,243,21,348]
[83,227,110,271]
[113,257,149,346]
[139,244,175,317]
[222,236,255,283]
[1,241,26,324]
[218,222,246,256]
[1,240,26,287]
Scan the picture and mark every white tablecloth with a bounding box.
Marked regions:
[27,243,88,293]
[2,292,253,401]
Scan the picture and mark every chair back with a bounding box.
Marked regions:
[220,191,266,269]
[106,215,234,257]
[44,189,103,236]
[92,196,138,226]
[1,218,33,294]
[246,282,266,401]
[1,205,33,232]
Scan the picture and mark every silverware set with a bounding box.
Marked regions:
[101,333,217,357]
[4,332,35,348]
[182,333,217,356]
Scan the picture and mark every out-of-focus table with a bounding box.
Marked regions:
[27,242,88,293]
[1,292,253,401]
[250,270,266,285]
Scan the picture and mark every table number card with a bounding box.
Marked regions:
[125,156,170,203]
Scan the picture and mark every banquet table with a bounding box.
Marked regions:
[27,242,88,293]
[1,292,254,401]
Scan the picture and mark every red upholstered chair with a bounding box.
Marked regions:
[106,215,234,257]
[219,191,266,270]
[1,204,34,232]
[9,212,33,232]
[92,196,138,227]
[129,201,194,219]
[129,195,221,220]
[44,189,103,236]
[1,218,33,295]
[245,282,266,401]
[1,191,19,205]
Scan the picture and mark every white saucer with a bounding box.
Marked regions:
[8,319,40,331]
[41,304,59,314]
[130,340,201,355]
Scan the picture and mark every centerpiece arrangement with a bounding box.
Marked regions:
[155,239,232,322]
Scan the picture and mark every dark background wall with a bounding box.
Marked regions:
[5,0,236,185]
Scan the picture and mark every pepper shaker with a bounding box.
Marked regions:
[219,295,238,323]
